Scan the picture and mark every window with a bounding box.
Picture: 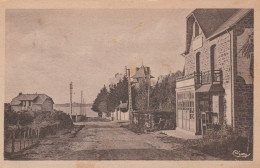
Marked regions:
[210,45,216,73]
[177,92,195,119]
[196,52,200,73]
[194,22,200,37]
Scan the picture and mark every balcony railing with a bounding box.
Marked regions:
[177,70,222,85]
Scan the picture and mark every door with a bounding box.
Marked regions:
[177,92,195,131]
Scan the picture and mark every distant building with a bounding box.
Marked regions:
[131,65,154,88]
[176,9,253,136]
[111,101,129,121]
[10,92,54,112]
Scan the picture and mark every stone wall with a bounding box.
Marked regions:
[183,26,233,126]
[233,11,254,137]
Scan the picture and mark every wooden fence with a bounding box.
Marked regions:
[4,122,60,153]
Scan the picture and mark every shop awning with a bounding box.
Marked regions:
[196,84,225,93]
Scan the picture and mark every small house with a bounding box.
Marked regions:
[10,92,54,112]
[111,101,129,121]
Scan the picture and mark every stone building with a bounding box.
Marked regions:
[176,9,253,136]
[10,92,54,112]
[132,65,154,88]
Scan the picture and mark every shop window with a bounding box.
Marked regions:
[177,91,195,119]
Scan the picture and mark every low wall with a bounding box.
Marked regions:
[131,111,175,131]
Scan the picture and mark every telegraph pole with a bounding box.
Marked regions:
[81,91,83,115]
[147,68,151,112]
[83,98,86,117]
[70,82,73,119]
[126,66,133,121]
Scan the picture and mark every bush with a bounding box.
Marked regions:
[191,126,253,160]
[4,110,34,128]
[34,110,73,129]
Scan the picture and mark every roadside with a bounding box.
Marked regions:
[9,120,219,160]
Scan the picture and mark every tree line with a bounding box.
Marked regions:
[91,70,183,116]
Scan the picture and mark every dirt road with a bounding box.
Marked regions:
[13,121,218,160]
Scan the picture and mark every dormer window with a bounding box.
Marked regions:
[193,21,200,37]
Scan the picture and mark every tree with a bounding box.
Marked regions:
[239,32,254,78]
[107,76,128,112]
[91,85,109,116]
[134,70,183,112]
[134,80,148,112]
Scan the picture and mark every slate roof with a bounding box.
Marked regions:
[117,103,128,109]
[209,9,253,39]
[131,65,154,79]
[10,93,54,105]
[184,9,253,55]
[192,9,239,38]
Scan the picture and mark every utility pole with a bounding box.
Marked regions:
[70,82,73,119]
[126,66,133,121]
[81,90,83,115]
[147,67,151,112]
[83,98,86,117]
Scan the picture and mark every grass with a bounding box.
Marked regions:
[159,126,253,160]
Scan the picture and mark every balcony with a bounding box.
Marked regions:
[176,70,222,88]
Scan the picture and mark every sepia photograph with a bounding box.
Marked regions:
[1,2,255,164]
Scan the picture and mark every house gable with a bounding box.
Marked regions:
[184,9,240,55]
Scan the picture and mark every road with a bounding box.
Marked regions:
[14,120,218,160]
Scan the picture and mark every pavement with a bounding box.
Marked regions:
[160,128,203,140]
[11,120,219,160]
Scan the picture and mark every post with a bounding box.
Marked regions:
[19,129,22,150]
[70,82,73,119]
[147,67,151,112]
[11,131,15,153]
[83,98,86,117]
[31,128,33,144]
[38,127,40,138]
[23,131,26,148]
[27,128,29,146]
[126,67,133,121]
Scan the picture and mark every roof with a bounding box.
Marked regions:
[183,9,253,55]
[117,103,128,109]
[131,65,154,79]
[196,84,225,93]
[192,9,239,38]
[209,9,253,39]
[10,93,54,106]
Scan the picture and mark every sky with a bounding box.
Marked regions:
[5,9,192,104]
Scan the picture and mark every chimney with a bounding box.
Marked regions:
[19,92,22,96]
[120,100,122,104]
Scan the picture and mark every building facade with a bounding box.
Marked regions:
[10,93,54,112]
[111,101,129,121]
[176,9,253,136]
[132,65,154,88]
